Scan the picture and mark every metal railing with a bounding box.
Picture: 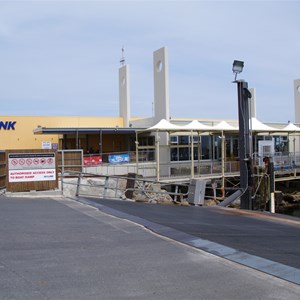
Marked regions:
[168,160,240,178]
[60,151,300,181]
[60,171,188,202]
[81,160,240,181]
[252,151,300,171]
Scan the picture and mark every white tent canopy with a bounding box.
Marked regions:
[145,119,236,133]
[144,118,300,134]
[250,117,278,132]
[145,119,183,131]
[181,120,213,131]
[282,122,300,132]
[211,121,238,132]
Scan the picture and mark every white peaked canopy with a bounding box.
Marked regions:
[282,122,300,132]
[144,118,297,134]
[250,117,277,132]
[211,121,238,132]
[145,119,182,131]
[182,120,213,131]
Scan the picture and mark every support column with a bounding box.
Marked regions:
[156,131,160,181]
[294,79,300,153]
[119,65,130,127]
[153,47,170,177]
[153,47,169,123]
[221,133,225,199]
[191,131,194,178]
[236,80,252,210]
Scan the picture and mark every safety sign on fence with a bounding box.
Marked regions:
[8,153,56,183]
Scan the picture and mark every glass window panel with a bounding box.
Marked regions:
[178,136,189,145]
[171,148,178,161]
[201,136,211,159]
[179,147,189,161]
[170,136,178,144]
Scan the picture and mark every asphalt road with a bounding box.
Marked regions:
[82,198,300,269]
[0,196,299,300]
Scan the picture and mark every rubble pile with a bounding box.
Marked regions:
[132,182,174,205]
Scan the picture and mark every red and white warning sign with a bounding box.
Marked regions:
[8,153,56,183]
[9,169,56,182]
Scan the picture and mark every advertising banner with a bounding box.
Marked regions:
[83,156,102,166]
[8,153,56,183]
[108,153,130,164]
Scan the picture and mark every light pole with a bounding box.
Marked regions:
[232,60,252,210]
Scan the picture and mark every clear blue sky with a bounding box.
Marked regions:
[0,0,299,123]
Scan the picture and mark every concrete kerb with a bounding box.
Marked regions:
[4,189,63,198]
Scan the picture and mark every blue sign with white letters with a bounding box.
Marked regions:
[108,153,130,164]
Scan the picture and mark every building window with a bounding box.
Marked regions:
[170,134,212,161]
[274,136,288,154]
[201,136,211,160]
[178,136,189,145]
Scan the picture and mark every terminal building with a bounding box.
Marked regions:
[1,47,300,177]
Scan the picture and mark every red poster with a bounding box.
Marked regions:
[83,156,102,166]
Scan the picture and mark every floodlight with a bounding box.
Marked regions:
[232,60,244,80]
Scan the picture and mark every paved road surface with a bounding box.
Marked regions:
[81,197,300,285]
[83,198,300,267]
[0,196,299,299]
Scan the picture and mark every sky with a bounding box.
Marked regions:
[0,0,299,123]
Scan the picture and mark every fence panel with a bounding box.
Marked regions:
[58,150,83,173]
[0,151,6,189]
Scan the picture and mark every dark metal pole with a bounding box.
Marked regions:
[269,160,275,193]
[99,129,102,156]
[236,80,252,209]
[76,129,79,149]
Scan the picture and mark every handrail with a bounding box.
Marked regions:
[61,171,188,203]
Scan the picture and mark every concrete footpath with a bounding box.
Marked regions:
[0,196,299,300]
